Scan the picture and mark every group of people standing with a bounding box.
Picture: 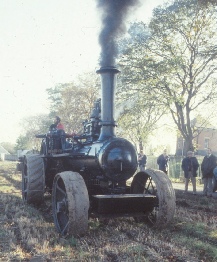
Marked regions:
[182,148,216,197]
[138,149,170,174]
[138,147,216,197]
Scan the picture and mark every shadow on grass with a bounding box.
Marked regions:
[0,194,28,260]
[175,189,217,214]
[0,166,22,192]
[0,193,60,261]
[171,224,217,261]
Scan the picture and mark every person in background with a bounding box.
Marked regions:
[213,165,217,192]
[181,151,199,195]
[49,116,64,131]
[138,151,147,172]
[157,149,169,174]
[201,148,216,197]
[54,116,64,130]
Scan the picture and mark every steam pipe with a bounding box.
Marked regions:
[96,66,120,141]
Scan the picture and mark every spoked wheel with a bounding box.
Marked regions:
[52,171,89,236]
[131,169,176,227]
[22,154,45,204]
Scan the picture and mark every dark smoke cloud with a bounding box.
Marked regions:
[97,0,141,67]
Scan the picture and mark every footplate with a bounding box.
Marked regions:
[91,194,157,215]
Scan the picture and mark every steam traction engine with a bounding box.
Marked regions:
[21,67,176,236]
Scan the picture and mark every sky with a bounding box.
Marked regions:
[0,0,164,144]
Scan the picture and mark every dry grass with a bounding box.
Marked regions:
[0,161,217,261]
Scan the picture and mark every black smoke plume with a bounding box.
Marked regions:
[97,0,141,67]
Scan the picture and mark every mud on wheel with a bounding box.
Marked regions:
[131,169,176,227]
[52,171,89,236]
[22,154,45,204]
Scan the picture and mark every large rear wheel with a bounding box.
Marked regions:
[131,169,176,227]
[52,171,89,236]
[22,154,45,204]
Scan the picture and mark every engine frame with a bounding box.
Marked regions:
[20,67,176,236]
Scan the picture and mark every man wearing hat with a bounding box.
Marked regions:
[181,151,199,194]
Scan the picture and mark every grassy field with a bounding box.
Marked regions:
[0,161,217,262]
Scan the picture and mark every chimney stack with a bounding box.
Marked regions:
[96,66,120,141]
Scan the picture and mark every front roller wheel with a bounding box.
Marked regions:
[131,169,176,227]
[52,171,89,236]
[22,154,45,204]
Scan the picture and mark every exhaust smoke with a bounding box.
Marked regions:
[97,0,141,67]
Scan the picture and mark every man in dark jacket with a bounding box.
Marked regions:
[157,149,169,174]
[182,151,199,194]
[201,148,216,197]
[138,151,147,171]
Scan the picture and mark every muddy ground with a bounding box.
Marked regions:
[0,161,217,262]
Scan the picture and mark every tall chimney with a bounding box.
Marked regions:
[96,66,120,141]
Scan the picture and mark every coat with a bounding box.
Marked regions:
[157,154,169,171]
[138,154,147,167]
[182,156,199,178]
[201,154,217,178]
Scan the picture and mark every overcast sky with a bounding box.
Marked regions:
[0,0,163,143]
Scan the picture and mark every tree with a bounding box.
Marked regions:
[119,0,217,154]
[47,72,100,133]
[15,114,50,151]
[15,135,30,151]
[117,22,167,151]
[116,84,166,151]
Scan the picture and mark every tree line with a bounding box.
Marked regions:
[6,0,216,156]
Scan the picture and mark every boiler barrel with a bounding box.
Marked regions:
[67,137,137,182]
